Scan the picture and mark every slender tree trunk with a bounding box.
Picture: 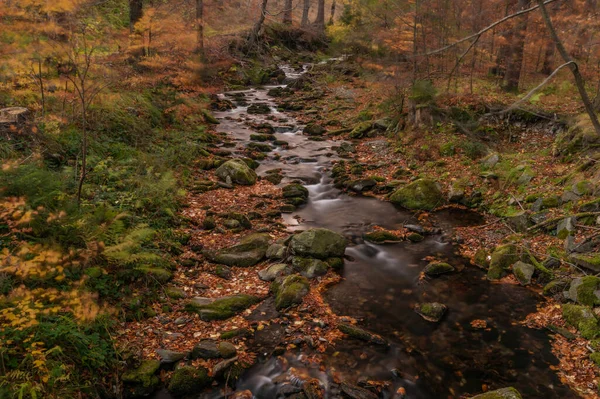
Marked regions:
[196,0,205,56]
[314,0,325,30]
[301,0,310,27]
[283,0,293,24]
[536,0,600,134]
[36,59,45,117]
[129,0,143,32]
[503,0,530,92]
[541,39,554,74]
[328,0,336,25]
[249,0,268,49]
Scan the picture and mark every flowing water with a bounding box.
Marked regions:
[154,64,576,398]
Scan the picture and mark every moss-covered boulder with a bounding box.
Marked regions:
[415,302,447,322]
[569,253,600,273]
[282,184,309,205]
[487,244,518,280]
[122,360,160,398]
[568,276,600,306]
[271,274,310,310]
[289,228,347,259]
[470,387,522,399]
[349,121,373,139]
[215,159,257,186]
[512,261,534,285]
[292,257,329,279]
[364,230,402,244]
[190,340,220,359]
[562,304,600,339]
[206,233,270,267]
[218,342,237,359]
[303,123,326,136]
[258,263,289,281]
[389,179,444,211]
[135,267,173,283]
[407,232,424,242]
[543,279,570,296]
[424,262,454,276]
[167,366,211,397]
[247,103,271,114]
[266,243,287,259]
[338,323,388,346]
[185,294,260,321]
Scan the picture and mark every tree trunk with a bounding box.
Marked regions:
[503,0,530,93]
[196,0,204,56]
[248,0,268,50]
[283,0,293,25]
[328,0,336,25]
[314,0,325,30]
[301,0,310,27]
[540,39,554,74]
[536,0,600,134]
[129,0,143,32]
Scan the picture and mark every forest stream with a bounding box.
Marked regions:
[152,63,577,399]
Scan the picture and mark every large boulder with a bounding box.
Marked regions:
[167,366,212,397]
[567,276,600,306]
[487,244,518,280]
[215,159,257,185]
[289,228,347,259]
[562,304,600,339]
[470,387,522,399]
[389,179,444,210]
[258,263,289,281]
[185,294,260,321]
[271,274,310,310]
[206,233,270,267]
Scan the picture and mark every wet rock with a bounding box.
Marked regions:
[569,253,600,273]
[206,233,270,267]
[326,257,344,270]
[563,304,600,339]
[218,342,237,358]
[266,243,287,259]
[271,274,310,310]
[185,295,260,321]
[407,232,424,243]
[247,103,271,114]
[283,183,309,205]
[557,217,575,239]
[258,263,289,281]
[250,133,275,142]
[338,323,388,346]
[215,159,257,186]
[167,366,211,397]
[487,244,518,280]
[415,302,447,322]
[247,142,273,152]
[567,276,600,306]
[289,228,347,259]
[190,340,220,359]
[340,382,378,399]
[389,179,444,211]
[348,178,377,193]
[122,360,160,398]
[364,231,401,244]
[292,256,329,278]
[470,387,522,399]
[512,261,534,285]
[156,349,186,365]
[424,262,454,276]
[303,123,327,136]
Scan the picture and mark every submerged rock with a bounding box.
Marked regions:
[271,274,310,310]
[167,366,211,397]
[247,103,271,114]
[215,159,257,185]
[289,228,347,259]
[206,233,270,267]
[338,323,388,346]
[185,295,260,321]
[389,179,444,210]
[423,262,454,276]
[415,302,447,322]
[470,387,522,399]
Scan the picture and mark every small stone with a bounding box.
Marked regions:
[191,340,220,359]
[218,342,237,358]
[415,302,447,322]
[423,262,454,276]
[156,349,186,364]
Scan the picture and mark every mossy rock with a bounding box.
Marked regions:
[122,360,160,398]
[572,180,594,196]
[215,159,257,185]
[364,231,401,244]
[424,262,454,276]
[289,228,347,259]
[185,294,260,321]
[543,279,570,296]
[473,249,489,269]
[220,328,252,340]
[470,387,523,399]
[541,195,561,209]
[167,366,212,397]
[415,302,447,322]
[349,122,373,139]
[271,274,310,310]
[84,267,104,279]
[258,263,289,281]
[206,233,270,267]
[512,261,534,285]
[562,304,600,339]
[202,109,220,125]
[487,244,518,280]
[247,142,273,152]
[326,257,344,270]
[136,267,173,283]
[218,342,237,359]
[338,323,388,345]
[568,276,600,306]
[303,123,326,136]
[165,286,186,299]
[569,253,600,273]
[291,256,329,279]
[203,216,216,230]
[407,232,424,242]
[389,179,444,211]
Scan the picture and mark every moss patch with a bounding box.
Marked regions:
[562,304,600,340]
[167,366,211,397]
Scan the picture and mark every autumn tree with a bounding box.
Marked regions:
[130,0,144,32]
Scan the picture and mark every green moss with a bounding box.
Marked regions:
[326,257,344,270]
[389,179,444,210]
[185,295,260,321]
[473,249,489,269]
[220,328,252,340]
[135,267,173,283]
[574,276,600,306]
[487,244,518,280]
[271,274,310,309]
[542,195,560,209]
[167,366,211,397]
[122,360,160,392]
[562,304,600,339]
[364,231,401,243]
[543,279,569,296]
[471,387,523,399]
[407,232,424,242]
[590,352,600,367]
[338,323,387,345]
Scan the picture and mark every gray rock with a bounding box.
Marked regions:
[156,349,186,364]
[481,153,499,168]
[557,217,575,239]
[561,190,580,203]
[266,244,287,259]
[512,261,534,285]
[569,253,600,273]
[292,257,329,279]
[271,274,310,309]
[215,159,257,186]
[289,228,347,259]
[404,224,425,234]
[415,302,447,322]
[191,340,220,359]
[258,263,289,281]
[206,233,270,267]
[349,178,377,193]
[218,342,237,358]
[190,297,216,306]
[507,211,529,233]
[448,185,465,203]
[567,276,600,306]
